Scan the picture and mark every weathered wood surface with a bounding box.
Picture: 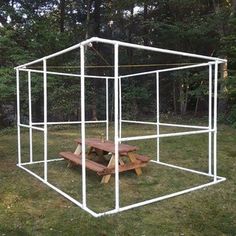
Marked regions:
[60,151,106,173]
[75,138,138,153]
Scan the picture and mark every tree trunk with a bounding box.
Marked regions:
[233,0,236,13]
[194,97,200,116]
[93,0,101,36]
[85,0,91,39]
[179,81,188,115]
[184,84,189,114]
[218,60,228,112]
[173,80,177,114]
[127,4,134,66]
[59,0,65,33]
[143,3,148,45]
[179,83,184,115]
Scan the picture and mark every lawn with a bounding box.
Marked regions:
[0,123,236,235]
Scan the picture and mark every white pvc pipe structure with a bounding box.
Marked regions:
[80,44,86,208]
[156,72,160,162]
[28,71,33,163]
[114,43,120,210]
[43,59,48,182]
[213,62,218,182]
[106,78,109,140]
[16,37,226,217]
[208,64,212,175]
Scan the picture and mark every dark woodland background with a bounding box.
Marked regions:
[0,0,236,128]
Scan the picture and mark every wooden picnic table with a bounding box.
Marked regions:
[60,138,149,183]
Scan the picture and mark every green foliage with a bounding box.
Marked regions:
[0,0,236,127]
[226,104,236,127]
[0,68,15,101]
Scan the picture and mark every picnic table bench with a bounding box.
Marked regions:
[59,138,150,183]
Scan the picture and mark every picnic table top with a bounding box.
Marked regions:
[75,138,138,154]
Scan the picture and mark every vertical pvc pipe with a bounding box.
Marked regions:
[119,77,122,141]
[213,62,218,182]
[43,59,48,182]
[106,78,109,140]
[156,72,160,162]
[28,71,33,163]
[114,43,120,210]
[16,69,21,165]
[80,45,86,207]
[208,64,212,175]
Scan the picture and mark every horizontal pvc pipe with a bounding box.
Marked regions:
[121,120,157,125]
[15,37,226,70]
[17,154,226,218]
[19,123,44,131]
[120,62,218,79]
[153,161,226,180]
[15,43,82,69]
[120,129,213,142]
[121,120,208,130]
[152,160,214,177]
[116,43,226,63]
[86,37,226,62]
[18,68,114,79]
[159,122,209,129]
[32,120,107,126]
[17,164,99,217]
[82,37,116,46]
[157,62,219,73]
[110,178,226,214]
[20,158,64,166]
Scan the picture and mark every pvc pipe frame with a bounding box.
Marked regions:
[16,37,226,217]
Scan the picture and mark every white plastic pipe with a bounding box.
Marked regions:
[154,160,214,177]
[19,124,44,131]
[208,64,212,175]
[114,43,120,210]
[15,43,81,69]
[43,59,48,182]
[159,122,209,129]
[156,72,160,162]
[111,177,226,214]
[18,68,114,79]
[86,37,227,62]
[106,78,109,140]
[120,129,212,142]
[213,62,218,182]
[31,120,106,125]
[20,158,63,166]
[16,69,21,165]
[80,45,87,208]
[28,71,33,163]
[119,77,122,140]
[117,119,209,130]
[120,62,220,79]
[121,120,157,125]
[17,164,99,218]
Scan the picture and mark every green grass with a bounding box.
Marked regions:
[0,124,236,235]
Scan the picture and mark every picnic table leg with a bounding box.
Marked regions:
[74,144,81,155]
[101,154,115,184]
[127,152,142,176]
[67,144,82,168]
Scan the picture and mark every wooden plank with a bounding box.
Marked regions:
[59,152,106,173]
[75,138,138,154]
[98,162,147,176]
[133,154,150,163]
[120,153,150,163]
[74,144,81,155]
[101,155,115,184]
[127,152,143,176]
